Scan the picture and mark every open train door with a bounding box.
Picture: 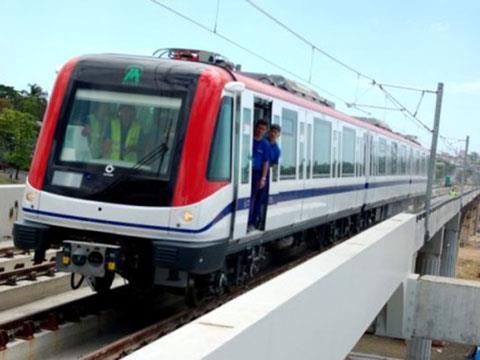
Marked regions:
[230,89,254,241]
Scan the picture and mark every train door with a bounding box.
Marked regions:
[300,110,313,221]
[363,132,371,206]
[253,96,273,231]
[231,90,254,240]
[264,102,282,231]
[332,120,341,212]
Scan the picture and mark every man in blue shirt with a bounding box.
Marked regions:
[267,124,281,166]
[248,120,270,231]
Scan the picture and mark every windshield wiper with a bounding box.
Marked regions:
[92,142,169,198]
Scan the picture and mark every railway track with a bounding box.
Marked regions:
[0,261,56,286]
[0,246,21,258]
[81,246,328,360]
[0,236,327,359]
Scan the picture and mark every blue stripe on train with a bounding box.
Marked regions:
[23,178,425,234]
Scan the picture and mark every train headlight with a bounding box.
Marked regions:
[183,211,194,222]
[25,191,35,203]
[62,255,71,265]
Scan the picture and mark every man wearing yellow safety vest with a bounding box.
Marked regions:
[104,105,143,163]
[448,185,459,197]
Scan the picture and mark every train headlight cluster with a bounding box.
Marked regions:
[25,191,35,203]
[183,211,194,222]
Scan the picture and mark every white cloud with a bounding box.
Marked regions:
[430,21,450,33]
[448,81,480,94]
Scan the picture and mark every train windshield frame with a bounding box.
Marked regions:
[43,81,193,207]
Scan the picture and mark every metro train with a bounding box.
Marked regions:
[14,49,428,303]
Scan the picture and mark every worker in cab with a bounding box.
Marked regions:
[248,120,270,231]
[104,104,143,163]
[82,103,111,159]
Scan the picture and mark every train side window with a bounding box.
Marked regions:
[378,138,387,175]
[313,117,331,177]
[299,122,305,180]
[207,97,233,181]
[386,142,392,175]
[241,108,252,184]
[356,135,364,177]
[391,142,398,175]
[415,150,420,175]
[369,135,376,176]
[306,123,312,178]
[362,133,368,176]
[272,115,280,182]
[341,127,355,177]
[400,145,407,175]
[280,108,297,180]
[409,148,413,175]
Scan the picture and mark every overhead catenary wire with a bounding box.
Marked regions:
[244,0,436,133]
[213,0,220,33]
[243,0,372,80]
[377,84,433,133]
[347,103,406,112]
[147,0,372,116]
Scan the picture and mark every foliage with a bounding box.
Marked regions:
[0,109,39,177]
[0,83,47,176]
[0,83,47,123]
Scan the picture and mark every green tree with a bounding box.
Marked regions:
[0,109,38,179]
[18,83,47,122]
[0,85,20,106]
[0,98,13,112]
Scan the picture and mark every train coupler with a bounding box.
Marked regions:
[56,240,121,278]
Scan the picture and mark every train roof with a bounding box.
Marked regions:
[73,53,425,150]
[234,71,425,150]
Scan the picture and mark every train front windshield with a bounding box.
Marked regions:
[44,88,187,206]
[59,89,181,174]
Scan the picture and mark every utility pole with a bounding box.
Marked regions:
[460,135,470,206]
[423,82,444,242]
[405,82,444,360]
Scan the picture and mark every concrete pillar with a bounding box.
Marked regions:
[440,214,460,277]
[471,205,478,236]
[460,210,469,246]
[474,203,479,235]
[406,338,433,360]
[415,229,444,276]
[406,229,444,360]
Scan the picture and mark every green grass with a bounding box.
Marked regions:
[0,176,14,184]
[0,174,18,184]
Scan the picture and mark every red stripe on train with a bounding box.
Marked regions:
[28,58,79,190]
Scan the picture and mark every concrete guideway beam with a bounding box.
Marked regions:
[125,190,480,360]
[406,275,480,345]
[126,213,418,360]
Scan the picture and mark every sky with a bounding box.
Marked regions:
[1,0,479,154]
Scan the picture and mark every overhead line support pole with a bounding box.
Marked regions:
[405,82,443,360]
[423,82,444,242]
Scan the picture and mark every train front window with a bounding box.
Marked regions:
[57,89,182,178]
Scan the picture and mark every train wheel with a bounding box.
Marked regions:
[87,271,115,293]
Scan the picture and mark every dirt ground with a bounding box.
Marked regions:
[457,236,480,281]
[351,235,480,359]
